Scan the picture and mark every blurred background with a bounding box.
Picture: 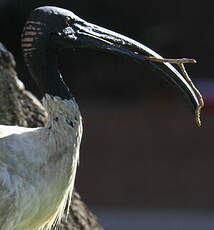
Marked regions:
[1,0,214,229]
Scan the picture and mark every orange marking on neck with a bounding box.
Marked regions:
[24,31,37,36]
[21,43,32,48]
[22,37,33,42]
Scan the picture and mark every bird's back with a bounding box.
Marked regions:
[0,125,52,230]
[0,120,82,230]
[0,125,42,230]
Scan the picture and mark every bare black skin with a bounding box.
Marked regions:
[22,6,200,113]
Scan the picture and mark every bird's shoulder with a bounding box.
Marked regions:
[0,125,48,169]
[0,125,40,138]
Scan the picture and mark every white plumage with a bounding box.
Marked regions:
[0,95,82,230]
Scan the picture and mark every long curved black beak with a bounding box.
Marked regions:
[68,19,204,125]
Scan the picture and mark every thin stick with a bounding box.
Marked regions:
[179,63,204,127]
[145,56,204,127]
[145,56,197,64]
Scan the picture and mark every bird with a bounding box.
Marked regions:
[0,6,203,230]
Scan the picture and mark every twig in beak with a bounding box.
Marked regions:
[145,56,204,127]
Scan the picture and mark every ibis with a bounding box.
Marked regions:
[0,6,203,230]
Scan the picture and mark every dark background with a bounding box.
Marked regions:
[1,0,214,227]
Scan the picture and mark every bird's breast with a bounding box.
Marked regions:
[0,120,82,230]
[27,122,82,229]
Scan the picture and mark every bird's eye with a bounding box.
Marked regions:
[65,16,73,26]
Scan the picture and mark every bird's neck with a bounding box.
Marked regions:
[25,45,72,100]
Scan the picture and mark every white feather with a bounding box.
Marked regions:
[0,94,82,230]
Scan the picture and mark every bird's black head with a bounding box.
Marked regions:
[22,6,203,125]
[21,7,81,57]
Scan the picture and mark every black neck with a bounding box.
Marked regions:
[25,45,72,100]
